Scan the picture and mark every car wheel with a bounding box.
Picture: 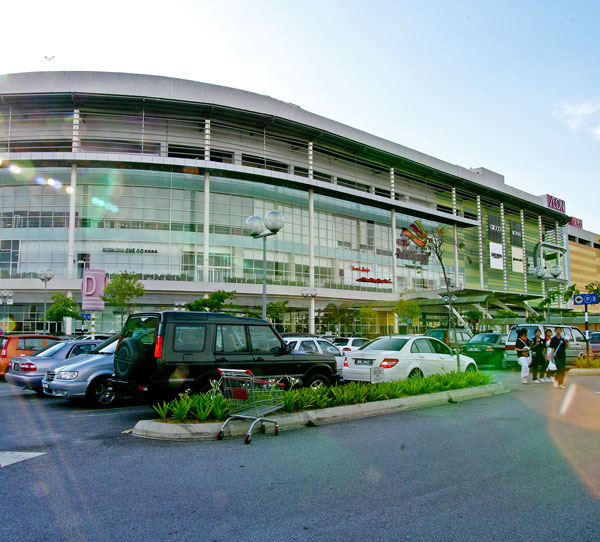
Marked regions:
[87,377,119,408]
[304,373,330,389]
[498,355,508,370]
[578,352,586,360]
[408,368,423,379]
[465,364,477,373]
[114,337,146,379]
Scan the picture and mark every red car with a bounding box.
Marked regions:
[0,334,63,378]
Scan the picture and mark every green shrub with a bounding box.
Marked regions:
[574,356,600,369]
[154,371,494,422]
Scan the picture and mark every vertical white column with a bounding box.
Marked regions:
[477,196,484,290]
[538,215,545,297]
[204,119,211,161]
[65,164,77,335]
[72,109,80,152]
[500,203,508,291]
[203,172,210,282]
[452,188,459,287]
[391,209,397,294]
[308,141,314,179]
[390,167,395,199]
[308,188,315,335]
[520,209,527,293]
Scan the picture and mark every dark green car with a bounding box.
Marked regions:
[461,333,508,369]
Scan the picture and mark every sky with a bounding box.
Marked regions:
[2,0,600,233]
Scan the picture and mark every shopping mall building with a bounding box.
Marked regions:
[0,71,571,334]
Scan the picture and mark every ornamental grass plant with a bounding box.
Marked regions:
[573,356,600,369]
[152,371,493,423]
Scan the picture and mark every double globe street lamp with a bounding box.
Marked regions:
[245,210,285,320]
[535,264,562,322]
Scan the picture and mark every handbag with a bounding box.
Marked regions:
[546,338,561,371]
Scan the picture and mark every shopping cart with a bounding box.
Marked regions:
[215,368,286,444]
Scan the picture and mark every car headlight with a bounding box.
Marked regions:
[56,371,79,380]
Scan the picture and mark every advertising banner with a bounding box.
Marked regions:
[511,246,524,273]
[81,269,107,311]
[488,215,503,242]
[509,221,522,246]
[489,242,504,270]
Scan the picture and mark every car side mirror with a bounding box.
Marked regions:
[280,343,292,354]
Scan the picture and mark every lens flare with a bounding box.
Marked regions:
[9,164,21,174]
[35,176,46,185]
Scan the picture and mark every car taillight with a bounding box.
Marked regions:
[505,345,515,350]
[1,349,6,357]
[20,362,37,372]
[380,358,398,369]
[486,346,494,352]
[343,357,349,367]
[154,335,164,359]
[343,347,351,352]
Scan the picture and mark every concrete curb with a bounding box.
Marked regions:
[132,382,506,441]
[568,368,600,376]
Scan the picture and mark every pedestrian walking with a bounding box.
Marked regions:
[530,329,546,383]
[516,328,531,384]
[544,328,554,382]
[548,327,569,389]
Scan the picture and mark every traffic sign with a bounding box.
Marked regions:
[573,293,599,306]
[80,313,91,321]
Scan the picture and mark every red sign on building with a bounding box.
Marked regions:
[569,217,583,229]
[546,195,566,213]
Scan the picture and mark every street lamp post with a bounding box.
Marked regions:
[443,294,460,371]
[1,290,14,332]
[38,269,55,333]
[301,288,318,334]
[245,211,285,320]
[535,264,562,322]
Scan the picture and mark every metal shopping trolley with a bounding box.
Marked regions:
[215,368,286,444]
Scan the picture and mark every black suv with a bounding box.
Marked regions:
[110,311,338,398]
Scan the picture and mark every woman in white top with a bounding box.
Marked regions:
[515,328,531,384]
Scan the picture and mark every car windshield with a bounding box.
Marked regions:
[35,342,67,357]
[590,334,600,344]
[360,337,408,351]
[468,334,499,344]
[332,338,349,346]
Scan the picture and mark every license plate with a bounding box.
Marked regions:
[12,363,18,371]
[467,347,479,352]
[42,382,48,389]
[354,359,373,366]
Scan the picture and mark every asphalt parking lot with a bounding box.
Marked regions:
[2,369,600,542]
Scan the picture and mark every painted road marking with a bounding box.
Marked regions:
[0,452,46,468]
[121,429,133,434]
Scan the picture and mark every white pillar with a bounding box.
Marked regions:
[538,215,545,297]
[452,188,459,287]
[477,196,484,290]
[391,208,397,294]
[72,109,80,152]
[203,172,210,282]
[500,202,508,291]
[521,209,527,293]
[204,119,211,161]
[308,188,315,334]
[65,164,77,335]
[390,167,395,199]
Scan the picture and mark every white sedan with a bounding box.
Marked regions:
[342,335,477,382]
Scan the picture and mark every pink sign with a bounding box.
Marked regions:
[569,217,583,229]
[81,269,107,311]
[546,195,566,213]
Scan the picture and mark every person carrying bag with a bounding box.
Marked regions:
[516,328,531,385]
[548,327,568,389]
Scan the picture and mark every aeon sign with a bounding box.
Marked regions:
[81,269,107,311]
[546,195,566,213]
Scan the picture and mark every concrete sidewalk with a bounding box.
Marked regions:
[133,382,506,440]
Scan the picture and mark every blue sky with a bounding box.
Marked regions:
[3,0,600,232]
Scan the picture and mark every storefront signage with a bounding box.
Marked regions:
[489,242,504,270]
[569,217,583,229]
[81,269,107,311]
[546,195,566,213]
[400,221,428,248]
[356,277,392,284]
[509,221,522,246]
[352,266,371,272]
[395,238,429,264]
[488,215,503,243]
[102,248,158,254]
[511,246,524,273]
